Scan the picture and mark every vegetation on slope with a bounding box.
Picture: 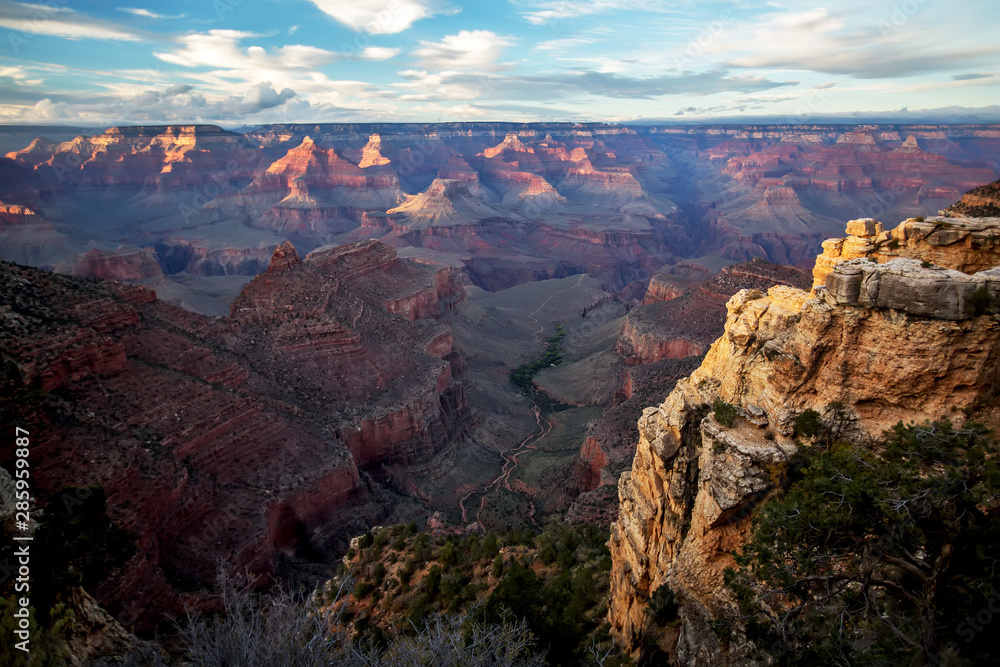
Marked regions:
[726,420,1000,665]
[329,521,626,666]
[511,326,566,391]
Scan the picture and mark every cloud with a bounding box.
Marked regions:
[712,7,1000,79]
[533,37,598,51]
[413,30,514,71]
[356,46,401,61]
[514,0,663,25]
[236,81,296,114]
[0,1,144,42]
[156,30,338,71]
[163,83,193,96]
[0,64,43,86]
[393,68,795,102]
[308,0,441,35]
[117,7,185,19]
[17,81,308,124]
[952,73,991,81]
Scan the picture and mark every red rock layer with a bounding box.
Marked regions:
[55,247,165,285]
[0,238,471,631]
[571,437,609,493]
[5,125,262,190]
[944,177,1000,217]
[617,259,812,365]
[239,137,404,211]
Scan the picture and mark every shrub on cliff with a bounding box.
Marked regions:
[712,399,738,428]
[727,421,1000,665]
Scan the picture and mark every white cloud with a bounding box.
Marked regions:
[156,30,337,71]
[710,7,1000,79]
[533,37,597,51]
[0,65,43,85]
[413,30,514,71]
[357,46,401,61]
[235,81,297,113]
[17,81,309,123]
[0,1,143,41]
[117,7,185,19]
[515,0,662,25]
[308,0,438,35]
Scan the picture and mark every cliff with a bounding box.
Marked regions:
[0,239,470,632]
[5,125,261,190]
[608,212,1000,663]
[55,247,165,285]
[617,259,811,366]
[943,176,1000,218]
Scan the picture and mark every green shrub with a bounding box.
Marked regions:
[792,409,822,438]
[646,583,679,625]
[712,398,738,428]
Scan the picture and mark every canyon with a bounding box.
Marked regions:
[0,238,467,632]
[2,122,997,315]
[3,120,1000,662]
[607,198,1000,663]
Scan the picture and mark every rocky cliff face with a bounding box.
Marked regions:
[5,125,261,190]
[3,123,996,310]
[943,176,1000,218]
[55,247,165,285]
[608,213,1000,663]
[616,259,811,366]
[0,239,470,632]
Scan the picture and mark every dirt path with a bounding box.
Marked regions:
[460,400,550,531]
[459,283,585,530]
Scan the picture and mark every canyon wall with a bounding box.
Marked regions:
[5,123,997,310]
[608,211,1000,663]
[0,238,470,632]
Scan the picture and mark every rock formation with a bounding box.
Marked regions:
[944,176,1000,218]
[617,259,811,366]
[0,239,469,632]
[2,123,996,308]
[608,210,1000,663]
[0,201,72,267]
[813,214,1000,287]
[5,125,261,191]
[357,133,392,168]
[55,247,165,285]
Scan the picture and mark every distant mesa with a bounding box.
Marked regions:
[386,178,509,228]
[483,131,533,158]
[357,133,391,168]
[55,247,164,285]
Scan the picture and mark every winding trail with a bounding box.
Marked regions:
[460,401,550,531]
[459,274,586,530]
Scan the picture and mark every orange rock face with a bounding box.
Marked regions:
[607,211,1000,663]
[6,125,262,189]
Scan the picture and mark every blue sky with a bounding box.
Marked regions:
[0,0,997,125]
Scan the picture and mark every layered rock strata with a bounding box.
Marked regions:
[608,214,1000,663]
[0,239,469,632]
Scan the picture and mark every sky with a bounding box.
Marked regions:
[0,0,998,125]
